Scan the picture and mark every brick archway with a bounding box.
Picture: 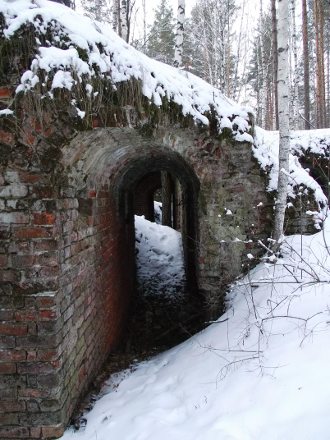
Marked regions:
[55,128,201,426]
[0,123,273,438]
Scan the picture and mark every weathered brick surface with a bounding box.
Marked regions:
[0,110,286,438]
[0,26,318,439]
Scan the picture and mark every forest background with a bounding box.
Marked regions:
[70,0,330,132]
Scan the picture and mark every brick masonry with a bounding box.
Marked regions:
[0,20,317,439]
[0,110,276,437]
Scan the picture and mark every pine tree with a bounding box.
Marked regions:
[146,0,175,65]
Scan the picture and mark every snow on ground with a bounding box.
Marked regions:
[135,215,185,295]
[61,215,330,440]
[0,0,253,142]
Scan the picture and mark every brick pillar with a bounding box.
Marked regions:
[0,169,65,439]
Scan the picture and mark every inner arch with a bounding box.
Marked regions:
[112,145,200,296]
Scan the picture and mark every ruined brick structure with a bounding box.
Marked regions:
[0,5,313,439]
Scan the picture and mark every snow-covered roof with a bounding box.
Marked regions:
[0,0,253,142]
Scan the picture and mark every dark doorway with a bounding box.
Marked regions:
[114,148,202,356]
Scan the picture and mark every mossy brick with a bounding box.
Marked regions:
[0,349,27,362]
[0,309,14,320]
[0,413,19,425]
[0,323,28,336]
[0,363,16,374]
[0,401,25,413]
[41,425,65,439]
[20,410,63,426]
[0,426,30,438]
[26,401,40,413]
[0,336,15,349]
[33,212,56,226]
[13,227,54,239]
[29,427,42,438]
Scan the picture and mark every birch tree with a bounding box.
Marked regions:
[113,0,120,32]
[120,0,129,42]
[174,0,185,68]
[273,0,290,245]
[271,0,279,129]
[290,0,299,128]
[188,0,236,95]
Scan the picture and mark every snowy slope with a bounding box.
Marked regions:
[0,0,253,142]
[254,127,329,224]
[61,215,330,440]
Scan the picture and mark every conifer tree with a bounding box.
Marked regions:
[146,0,175,65]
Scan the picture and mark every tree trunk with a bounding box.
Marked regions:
[174,0,185,68]
[271,0,279,129]
[302,0,310,129]
[259,0,267,128]
[290,0,299,129]
[120,0,128,42]
[112,0,120,33]
[314,0,326,128]
[142,0,147,48]
[273,0,290,245]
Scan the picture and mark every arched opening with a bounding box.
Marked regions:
[112,146,201,355]
[62,133,204,424]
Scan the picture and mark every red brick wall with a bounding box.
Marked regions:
[57,185,133,420]
[0,165,65,439]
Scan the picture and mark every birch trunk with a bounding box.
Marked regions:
[273,0,290,245]
[142,0,147,48]
[259,0,267,128]
[112,0,119,33]
[120,0,128,42]
[271,0,279,129]
[290,0,299,128]
[174,0,185,68]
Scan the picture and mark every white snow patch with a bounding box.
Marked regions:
[135,215,185,295]
[0,109,14,116]
[61,215,330,440]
